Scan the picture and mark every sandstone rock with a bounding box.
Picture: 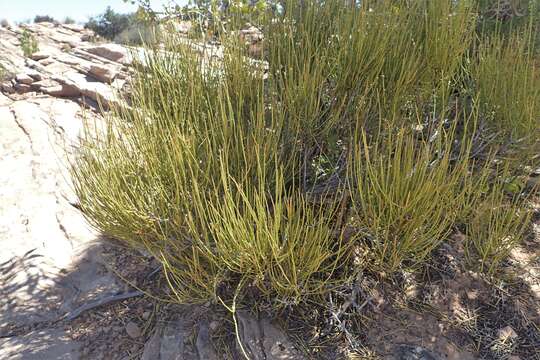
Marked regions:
[0,92,11,106]
[89,63,118,83]
[14,83,33,93]
[81,32,94,42]
[0,328,81,359]
[56,71,118,107]
[1,81,15,94]
[62,24,84,33]
[49,32,83,48]
[15,73,34,85]
[0,20,139,360]
[39,58,55,66]
[31,51,50,61]
[0,98,120,359]
[85,44,129,63]
[26,69,43,81]
[41,84,81,97]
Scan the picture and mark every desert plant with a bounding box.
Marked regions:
[63,17,76,24]
[71,0,538,312]
[19,29,39,57]
[85,7,134,40]
[348,126,475,272]
[463,178,532,274]
[0,19,9,28]
[472,31,540,162]
[34,15,56,23]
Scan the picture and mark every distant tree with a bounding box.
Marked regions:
[85,7,134,40]
[63,17,76,24]
[34,15,56,23]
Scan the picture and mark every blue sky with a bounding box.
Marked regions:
[0,0,187,23]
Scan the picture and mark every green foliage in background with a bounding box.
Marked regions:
[19,29,39,57]
[85,7,133,40]
[34,15,56,23]
[85,6,160,45]
[72,0,539,313]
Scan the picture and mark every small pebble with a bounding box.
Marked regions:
[125,321,142,339]
[142,311,151,320]
[497,325,518,340]
[466,290,479,300]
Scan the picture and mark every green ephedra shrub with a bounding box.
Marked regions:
[19,29,39,57]
[71,0,538,309]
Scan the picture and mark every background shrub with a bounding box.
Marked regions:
[464,173,533,275]
[85,6,159,45]
[85,7,133,40]
[34,15,56,23]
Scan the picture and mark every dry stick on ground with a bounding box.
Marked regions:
[61,290,145,321]
[59,265,163,322]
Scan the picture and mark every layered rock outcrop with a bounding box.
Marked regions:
[0,22,131,108]
[0,22,128,359]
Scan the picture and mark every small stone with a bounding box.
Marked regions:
[39,58,55,66]
[142,311,151,320]
[466,290,479,300]
[62,23,84,32]
[125,321,142,339]
[209,321,219,331]
[0,81,14,94]
[89,64,118,83]
[497,326,518,341]
[30,51,50,61]
[41,84,80,97]
[405,285,418,299]
[14,83,32,93]
[27,71,43,81]
[15,73,34,85]
[85,43,129,63]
